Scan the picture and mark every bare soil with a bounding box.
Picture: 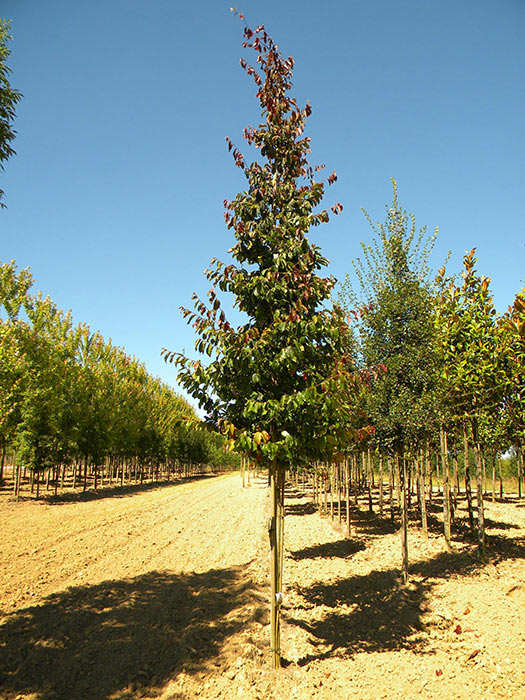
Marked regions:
[0,472,524,700]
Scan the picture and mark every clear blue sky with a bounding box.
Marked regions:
[2,0,524,408]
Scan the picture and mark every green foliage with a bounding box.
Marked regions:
[340,181,440,454]
[435,249,505,430]
[0,20,22,207]
[499,288,525,446]
[0,260,219,473]
[166,22,368,466]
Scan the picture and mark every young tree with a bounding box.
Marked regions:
[164,15,366,667]
[340,181,441,579]
[500,289,525,493]
[436,250,505,558]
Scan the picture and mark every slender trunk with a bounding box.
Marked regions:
[15,463,21,501]
[395,455,401,514]
[471,420,486,559]
[398,454,409,585]
[353,454,359,506]
[407,457,412,508]
[367,449,373,512]
[518,448,523,499]
[269,462,283,669]
[378,454,384,517]
[322,468,327,515]
[427,443,433,503]
[463,424,475,532]
[452,447,459,508]
[498,454,503,499]
[418,452,428,540]
[440,426,452,551]
[345,458,351,536]
[388,456,395,520]
[435,445,441,494]
[337,462,342,525]
[492,452,496,502]
[35,470,40,500]
[0,437,6,484]
[329,463,334,521]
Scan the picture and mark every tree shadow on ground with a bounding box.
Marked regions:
[287,568,430,665]
[484,516,520,531]
[287,530,525,666]
[40,474,219,506]
[348,507,399,536]
[289,538,366,561]
[283,482,525,665]
[0,566,262,700]
[285,501,317,516]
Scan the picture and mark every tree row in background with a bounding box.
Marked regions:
[0,260,236,498]
[336,180,525,574]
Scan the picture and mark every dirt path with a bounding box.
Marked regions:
[1,473,524,700]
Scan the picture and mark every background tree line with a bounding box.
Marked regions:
[0,260,237,498]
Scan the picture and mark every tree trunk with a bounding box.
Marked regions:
[426,442,433,503]
[517,448,525,501]
[269,462,284,669]
[388,456,395,520]
[440,426,452,551]
[378,453,384,517]
[337,462,342,525]
[518,448,523,499]
[329,463,334,520]
[397,454,409,585]
[492,452,496,502]
[463,424,475,532]
[452,446,459,508]
[0,437,6,485]
[15,463,21,501]
[471,420,486,559]
[367,449,373,512]
[418,452,428,540]
[345,458,351,536]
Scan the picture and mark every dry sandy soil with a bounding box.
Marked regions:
[0,472,524,700]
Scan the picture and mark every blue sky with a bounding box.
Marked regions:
[2,0,524,408]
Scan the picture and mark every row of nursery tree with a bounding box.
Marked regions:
[334,182,525,561]
[164,14,525,667]
[1,11,524,668]
[0,260,237,498]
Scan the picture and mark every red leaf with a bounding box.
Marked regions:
[467,649,481,661]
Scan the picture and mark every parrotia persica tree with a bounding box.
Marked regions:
[164,13,367,668]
